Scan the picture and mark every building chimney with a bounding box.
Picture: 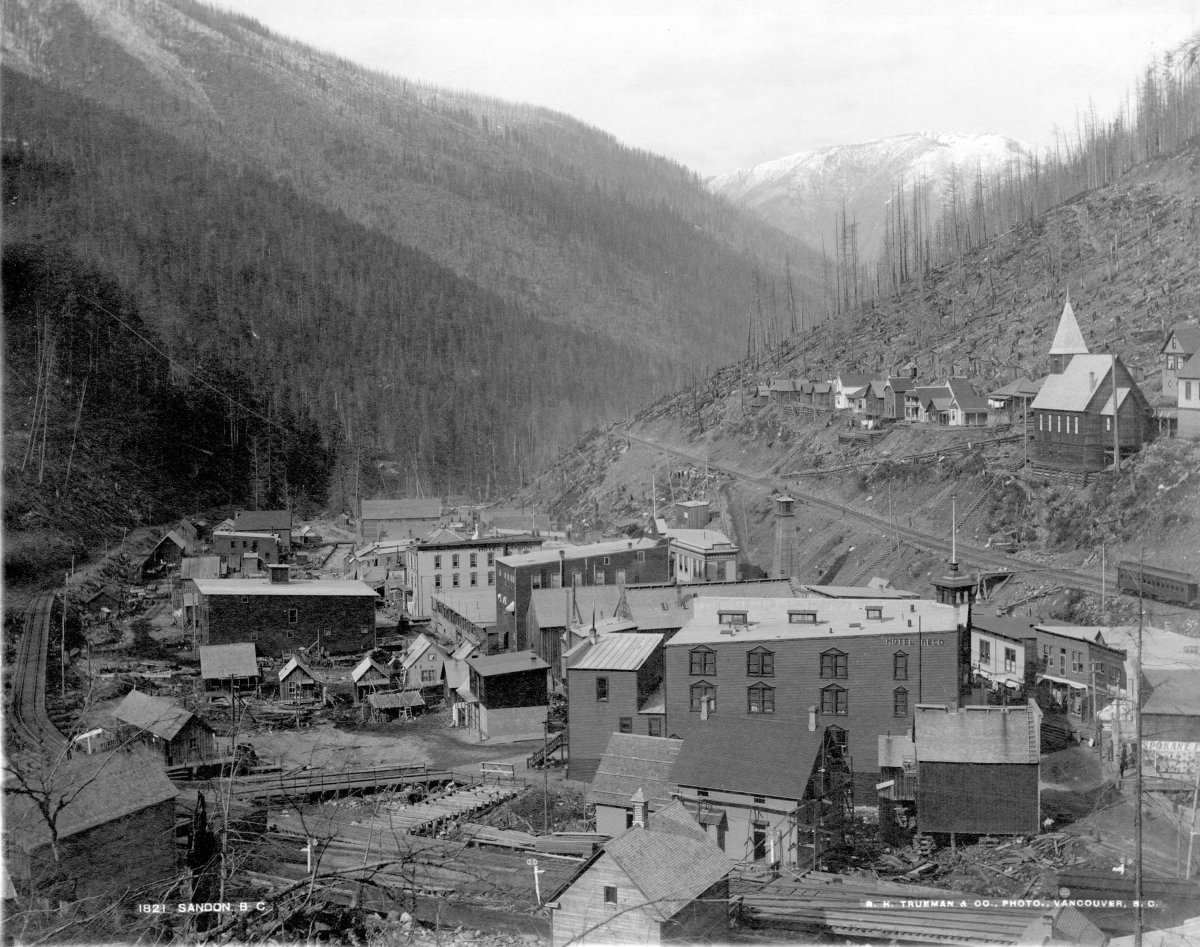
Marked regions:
[630,788,647,828]
[808,706,817,731]
[268,563,289,584]
[772,496,798,580]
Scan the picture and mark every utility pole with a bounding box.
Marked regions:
[1135,549,1145,947]
[543,712,550,833]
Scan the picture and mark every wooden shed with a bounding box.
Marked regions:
[548,799,732,947]
[111,689,218,770]
[199,643,260,692]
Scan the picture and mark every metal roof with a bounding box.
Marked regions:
[191,578,378,597]
[1142,668,1200,716]
[1031,354,1120,412]
[569,633,663,671]
[1049,294,1089,355]
[915,702,1042,764]
[664,529,736,553]
[497,537,661,568]
[466,650,550,676]
[199,643,259,679]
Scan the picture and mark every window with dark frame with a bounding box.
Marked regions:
[820,684,847,715]
[689,681,715,712]
[596,677,609,701]
[819,649,847,679]
[619,717,632,733]
[866,606,883,620]
[689,647,716,676]
[747,683,775,714]
[893,687,908,717]
[893,651,908,680]
[603,886,617,906]
[648,718,662,737]
[747,648,774,677]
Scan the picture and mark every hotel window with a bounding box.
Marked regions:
[819,649,847,679]
[893,687,908,717]
[1106,417,1112,431]
[648,718,662,737]
[619,717,632,733]
[434,555,442,569]
[789,611,817,624]
[487,570,494,585]
[747,648,774,677]
[1187,382,1193,399]
[719,610,748,626]
[452,554,460,568]
[689,681,716,713]
[1073,416,1079,435]
[1004,648,1017,673]
[285,629,294,639]
[469,553,477,567]
[596,677,609,702]
[603,556,611,565]
[979,639,991,664]
[866,606,883,621]
[487,552,495,566]
[747,683,775,714]
[1038,414,1043,431]
[434,574,442,589]
[893,651,908,681]
[689,647,716,676]
[452,573,460,588]
[469,572,477,587]
[820,684,848,716]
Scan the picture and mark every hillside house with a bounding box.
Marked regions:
[81,586,121,617]
[233,510,293,552]
[1160,323,1200,400]
[1030,353,1153,472]
[459,651,550,742]
[671,719,852,867]
[199,643,260,692]
[402,531,543,620]
[351,656,392,702]
[883,376,917,420]
[278,657,354,704]
[832,371,874,411]
[111,689,218,770]
[359,498,443,542]
[768,377,805,406]
[801,380,833,409]
[863,378,888,421]
[141,530,187,579]
[1178,351,1200,440]
[588,733,683,836]
[749,383,771,408]
[905,385,942,422]
[915,703,1042,836]
[663,596,969,799]
[396,633,450,694]
[187,566,378,657]
[495,538,669,658]
[294,524,323,547]
[445,639,482,720]
[1047,293,1090,374]
[942,378,990,426]
[566,633,665,781]
[548,799,733,947]
[988,377,1043,425]
[4,747,178,904]
[212,529,283,567]
[665,529,738,583]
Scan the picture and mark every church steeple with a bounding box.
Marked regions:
[1048,290,1089,374]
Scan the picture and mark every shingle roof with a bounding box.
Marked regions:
[915,702,1042,764]
[199,643,258,679]
[672,718,830,800]
[1031,354,1119,412]
[588,734,682,810]
[569,634,663,671]
[112,689,196,741]
[602,800,732,922]
[1049,295,1089,355]
[4,747,177,851]
[234,510,292,531]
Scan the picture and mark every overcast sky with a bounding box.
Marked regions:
[219,0,1198,177]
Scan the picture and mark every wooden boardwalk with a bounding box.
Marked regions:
[228,763,479,803]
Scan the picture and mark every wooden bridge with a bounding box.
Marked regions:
[229,763,476,803]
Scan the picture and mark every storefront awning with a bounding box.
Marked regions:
[1039,673,1089,689]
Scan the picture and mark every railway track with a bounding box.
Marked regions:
[7,591,69,757]
[623,430,1113,599]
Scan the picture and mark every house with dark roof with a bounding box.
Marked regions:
[1160,323,1200,400]
[988,376,1044,424]
[4,747,178,903]
[670,718,852,868]
[1030,353,1153,472]
[81,585,121,616]
[233,509,293,551]
[548,799,733,947]
[566,633,665,781]
[111,689,218,769]
[351,655,392,702]
[396,633,451,694]
[199,643,260,692]
[140,529,187,579]
[278,657,354,704]
[459,651,550,742]
[943,378,990,426]
[359,498,444,543]
[914,703,1042,836]
[1178,350,1200,440]
[883,376,917,420]
[588,733,684,836]
[832,371,875,411]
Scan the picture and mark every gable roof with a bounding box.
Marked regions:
[885,376,918,394]
[1031,354,1121,412]
[835,371,874,389]
[588,734,683,810]
[989,376,1043,400]
[945,377,989,414]
[1049,294,1089,356]
[569,633,663,672]
[915,702,1042,764]
[4,747,178,851]
[1162,324,1200,356]
[199,643,258,679]
[601,800,733,922]
[112,689,197,741]
[234,509,292,531]
[1178,350,1200,381]
[672,718,831,800]
[352,656,391,683]
[400,633,446,670]
[155,530,187,552]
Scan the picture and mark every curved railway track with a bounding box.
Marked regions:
[624,430,1114,599]
[7,591,68,755]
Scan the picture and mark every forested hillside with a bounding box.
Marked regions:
[1,0,822,495]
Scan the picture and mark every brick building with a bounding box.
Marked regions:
[662,596,968,797]
[188,567,378,657]
[495,538,668,657]
[665,529,739,583]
